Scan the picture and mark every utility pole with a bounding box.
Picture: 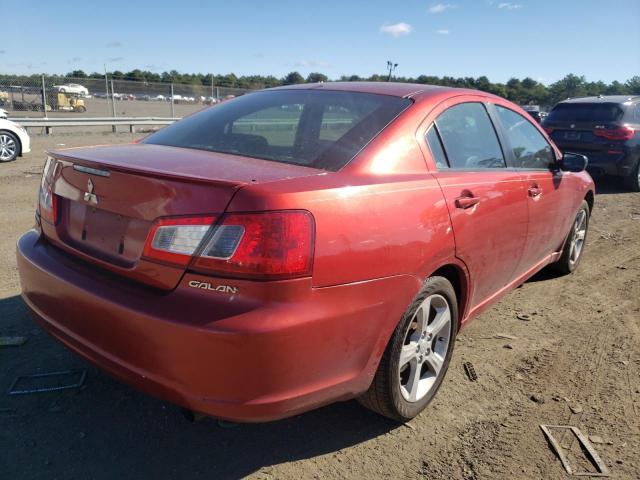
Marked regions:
[170,82,175,117]
[41,75,47,118]
[386,61,398,82]
[110,77,117,133]
[104,64,110,116]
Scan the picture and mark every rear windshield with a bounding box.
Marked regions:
[546,103,624,123]
[143,89,412,171]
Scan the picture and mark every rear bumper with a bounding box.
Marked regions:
[17,230,418,422]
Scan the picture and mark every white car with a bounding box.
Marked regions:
[0,118,31,162]
[53,83,89,96]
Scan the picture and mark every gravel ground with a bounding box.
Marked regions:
[1,133,639,479]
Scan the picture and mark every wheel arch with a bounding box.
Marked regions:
[429,263,469,329]
[584,190,594,216]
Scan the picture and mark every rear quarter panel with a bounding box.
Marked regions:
[227,171,455,288]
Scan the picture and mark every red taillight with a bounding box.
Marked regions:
[593,125,635,141]
[38,158,59,225]
[142,211,315,280]
[38,183,58,224]
[192,211,314,280]
[142,216,217,267]
[543,126,554,135]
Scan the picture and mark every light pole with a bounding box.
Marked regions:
[387,61,398,81]
[104,64,110,116]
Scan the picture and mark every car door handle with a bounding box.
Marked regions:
[455,195,480,209]
[528,186,542,198]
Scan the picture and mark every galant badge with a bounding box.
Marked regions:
[188,280,238,294]
[84,178,98,204]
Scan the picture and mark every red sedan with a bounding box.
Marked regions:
[17,82,594,422]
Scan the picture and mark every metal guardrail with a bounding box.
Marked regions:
[10,116,353,134]
[11,116,181,134]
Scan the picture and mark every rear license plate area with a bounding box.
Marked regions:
[62,201,144,266]
[564,131,581,140]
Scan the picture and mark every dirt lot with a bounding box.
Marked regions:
[1,133,639,479]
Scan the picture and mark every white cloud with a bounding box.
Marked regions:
[428,3,455,14]
[498,2,523,9]
[436,29,450,34]
[105,41,123,48]
[380,22,413,37]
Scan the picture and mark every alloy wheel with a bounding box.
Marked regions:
[569,209,587,266]
[0,134,17,161]
[398,294,452,402]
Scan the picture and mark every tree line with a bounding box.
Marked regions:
[3,69,639,107]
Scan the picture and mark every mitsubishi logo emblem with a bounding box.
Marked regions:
[84,178,98,204]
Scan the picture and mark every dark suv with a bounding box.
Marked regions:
[543,95,640,191]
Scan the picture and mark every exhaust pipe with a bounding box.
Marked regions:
[180,408,238,428]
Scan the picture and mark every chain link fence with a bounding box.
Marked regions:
[0,75,253,119]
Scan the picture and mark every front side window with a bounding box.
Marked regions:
[496,106,555,169]
[435,103,506,169]
[144,90,411,171]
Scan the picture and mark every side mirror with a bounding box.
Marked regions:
[559,152,588,172]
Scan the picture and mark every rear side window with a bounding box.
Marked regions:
[144,90,411,171]
[435,103,506,169]
[496,106,555,169]
[546,103,624,123]
[425,126,449,169]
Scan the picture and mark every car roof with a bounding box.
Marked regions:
[559,95,640,105]
[268,81,476,99]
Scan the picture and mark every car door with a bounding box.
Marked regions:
[423,100,529,310]
[491,104,576,274]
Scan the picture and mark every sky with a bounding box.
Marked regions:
[1,0,639,85]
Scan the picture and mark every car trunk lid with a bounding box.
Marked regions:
[544,102,627,152]
[44,143,321,290]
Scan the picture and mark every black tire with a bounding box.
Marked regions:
[75,105,86,113]
[0,131,20,163]
[623,160,640,192]
[552,200,590,275]
[358,276,458,422]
